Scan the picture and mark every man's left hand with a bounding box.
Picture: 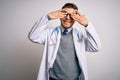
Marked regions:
[71,11,88,27]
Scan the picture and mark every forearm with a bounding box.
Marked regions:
[85,22,101,52]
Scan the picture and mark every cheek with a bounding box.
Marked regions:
[60,18,75,26]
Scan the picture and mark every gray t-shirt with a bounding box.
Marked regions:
[49,28,81,80]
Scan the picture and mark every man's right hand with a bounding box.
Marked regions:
[48,9,66,20]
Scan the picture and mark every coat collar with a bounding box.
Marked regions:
[52,26,82,41]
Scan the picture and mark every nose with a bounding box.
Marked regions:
[66,13,71,19]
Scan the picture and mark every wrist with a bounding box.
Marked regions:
[47,14,51,20]
[78,22,88,27]
[82,21,88,27]
[83,23,88,27]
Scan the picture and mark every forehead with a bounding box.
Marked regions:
[62,8,77,14]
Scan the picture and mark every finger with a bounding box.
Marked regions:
[60,10,68,16]
[81,14,86,19]
[57,10,66,16]
[61,9,66,12]
[58,9,63,11]
[59,12,66,18]
[76,11,82,16]
[59,15,66,19]
[61,9,67,14]
[57,9,65,13]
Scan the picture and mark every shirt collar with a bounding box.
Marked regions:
[60,26,73,33]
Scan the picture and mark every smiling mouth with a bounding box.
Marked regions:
[63,20,72,23]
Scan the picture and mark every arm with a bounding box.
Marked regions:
[71,11,101,52]
[84,22,101,52]
[28,15,50,44]
[29,9,66,44]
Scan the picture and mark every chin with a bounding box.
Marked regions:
[61,23,72,28]
[63,25,72,28]
[60,20,74,28]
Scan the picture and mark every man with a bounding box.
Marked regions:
[29,3,101,80]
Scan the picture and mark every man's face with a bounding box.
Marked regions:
[60,8,77,28]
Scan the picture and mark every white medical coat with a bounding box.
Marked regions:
[29,15,101,80]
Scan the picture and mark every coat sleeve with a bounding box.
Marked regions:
[84,22,101,52]
[28,15,50,44]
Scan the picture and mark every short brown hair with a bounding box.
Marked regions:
[62,3,78,10]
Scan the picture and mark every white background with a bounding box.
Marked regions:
[0,0,120,80]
